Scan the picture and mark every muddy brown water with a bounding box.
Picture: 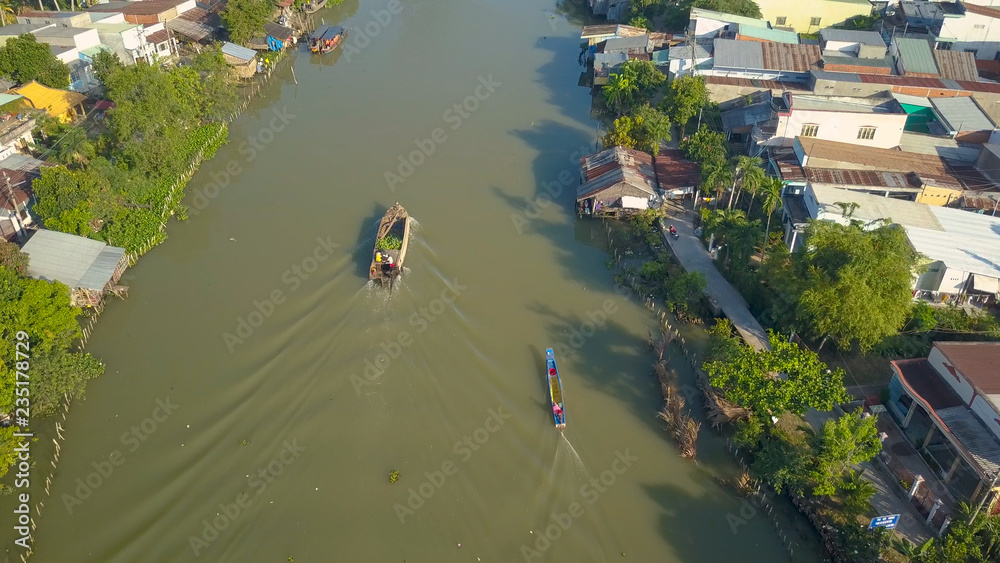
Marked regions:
[2,0,824,560]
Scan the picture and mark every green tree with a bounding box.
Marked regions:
[757,176,783,256]
[601,105,672,155]
[692,0,762,18]
[28,347,104,417]
[768,221,921,351]
[0,241,27,276]
[704,331,850,420]
[751,431,811,495]
[0,34,70,88]
[729,155,764,210]
[222,0,273,45]
[705,318,743,363]
[810,409,881,496]
[628,15,651,30]
[661,75,710,133]
[839,470,877,516]
[603,72,636,116]
[663,271,706,313]
[32,163,117,235]
[680,126,727,167]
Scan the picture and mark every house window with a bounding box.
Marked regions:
[810,17,822,26]
[966,49,979,57]
[995,51,1000,62]
[801,124,819,137]
[775,16,787,25]
[858,126,877,140]
[974,24,986,29]
[938,42,952,51]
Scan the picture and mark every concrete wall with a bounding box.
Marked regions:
[770,108,906,148]
[692,16,734,39]
[915,260,948,291]
[756,0,872,31]
[976,146,1000,183]
[939,11,1000,60]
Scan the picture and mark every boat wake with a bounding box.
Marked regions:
[559,433,589,481]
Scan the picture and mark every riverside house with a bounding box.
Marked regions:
[577,146,660,218]
[21,230,127,307]
[887,342,1000,509]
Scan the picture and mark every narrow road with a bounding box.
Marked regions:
[660,203,771,351]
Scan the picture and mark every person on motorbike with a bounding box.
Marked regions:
[669,225,677,236]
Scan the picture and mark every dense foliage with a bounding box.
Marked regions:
[705,331,850,420]
[762,221,922,351]
[660,76,710,134]
[602,105,671,155]
[0,262,104,477]
[602,60,666,116]
[222,0,273,45]
[0,34,70,88]
[32,51,232,252]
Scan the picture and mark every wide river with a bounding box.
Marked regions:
[4,0,824,561]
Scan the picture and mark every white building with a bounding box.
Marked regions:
[939,3,1000,61]
[689,8,771,39]
[781,183,1000,303]
[759,92,908,149]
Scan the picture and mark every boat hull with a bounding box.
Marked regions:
[369,203,410,285]
[303,0,326,13]
[545,348,566,429]
[309,25,346,54]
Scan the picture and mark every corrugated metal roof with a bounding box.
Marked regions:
[858,73,946,88]
[812,69,862,82]
[930,96,996,131]
[899,131,980,162]
[22,230,125,291]
[819,28,885,47]
[821,54,893,69]
[891,92,932,107]
[721,103,771,131]
[736,24,799,44]
[667,42,711,60]
[594,52,628,64]
[604,34,651,52]
[263,22,293,39]
[805,167,921,189]
[760,42,821,72]
[933,50,980,82]
[895,37,939,75]
[0,93,21,107]
[798,137,952,177]
[654,149,700,192]
[713,38,763,69]
[578,146,657,199]
[936,405,1000,477]
[810,184,944,229]
[221,41,255,61]
[963,3,1000,19]
[905,205,1000,280]
[581,24,646,39]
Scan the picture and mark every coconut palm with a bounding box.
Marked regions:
[728,155,764,210]
[0,0,15,25]
[602,73,636,116]
[702,162,733,209]
[758,176,783,257]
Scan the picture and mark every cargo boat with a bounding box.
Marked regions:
[369,203,410,285]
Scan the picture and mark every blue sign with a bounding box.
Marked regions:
[869,514,901,530]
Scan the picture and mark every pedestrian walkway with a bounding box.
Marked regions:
[660,204,771,351]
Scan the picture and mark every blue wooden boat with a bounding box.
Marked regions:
[545,348,566,429]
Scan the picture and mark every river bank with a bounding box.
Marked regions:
[5,0,827,559]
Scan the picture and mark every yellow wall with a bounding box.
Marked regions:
[916,185,961,206]
[756,0,872,32]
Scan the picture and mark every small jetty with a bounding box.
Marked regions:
[309,25,346,54]
[303,0,326,13]
[369,203,410,285]
[546,348,566,429]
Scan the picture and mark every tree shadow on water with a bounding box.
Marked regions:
[527,300,666,436]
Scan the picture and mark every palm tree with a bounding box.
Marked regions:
[728,155,763,210]
[602,73,635,116]
[702,163,733,209]
[758,177,783,257]
[0,0,15,25]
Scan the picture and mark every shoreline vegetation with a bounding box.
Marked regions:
[579,0,1000,559]
[0,30,297,484]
